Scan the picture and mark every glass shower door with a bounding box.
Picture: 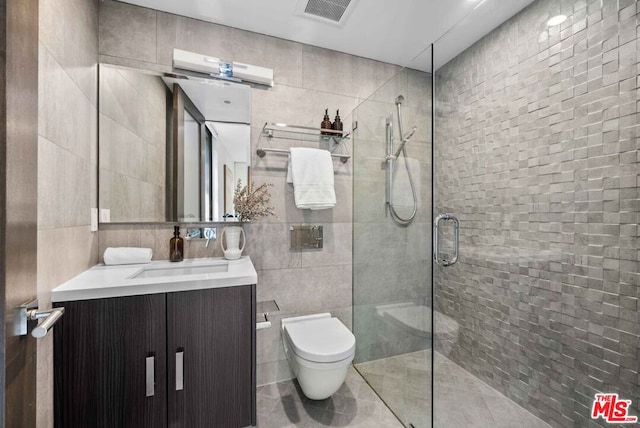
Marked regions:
[352,45,434,428]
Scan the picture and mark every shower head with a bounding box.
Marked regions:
[395,95,405,105]
[393,126,418,159]
[403,126,417,142]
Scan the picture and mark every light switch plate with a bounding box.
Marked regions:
[90,208,98,232]
[100,208,110,223]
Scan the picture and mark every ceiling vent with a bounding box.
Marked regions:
[295,0,357,26]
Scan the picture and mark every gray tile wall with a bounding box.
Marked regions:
[99,66,167,222]
[434,0,639,426]
[97,0,400,385]
[37,0,100,426]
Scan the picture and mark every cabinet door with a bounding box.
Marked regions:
[54,294,167,428]
[167,285,255,428]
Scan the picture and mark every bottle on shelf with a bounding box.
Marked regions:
[320,108,333,135]
[332,109,343,135]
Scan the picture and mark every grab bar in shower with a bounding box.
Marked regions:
[434,214,459,266]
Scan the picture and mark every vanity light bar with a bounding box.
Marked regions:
[231,61,273,87]
[173,48,220,74]
[173,49,274,87]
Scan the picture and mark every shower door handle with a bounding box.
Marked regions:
[434,214,459,266]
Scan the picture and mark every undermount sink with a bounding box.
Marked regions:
[132,261,229,279]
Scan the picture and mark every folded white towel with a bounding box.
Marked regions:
[392,157,421,208]
[103,247,153,265]
[288,147,336,210]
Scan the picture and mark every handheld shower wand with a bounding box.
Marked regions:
[386,94,418,226]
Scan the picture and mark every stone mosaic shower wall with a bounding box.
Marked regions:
[434,0,639,426]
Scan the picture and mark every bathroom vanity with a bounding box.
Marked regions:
[51,257,257,428]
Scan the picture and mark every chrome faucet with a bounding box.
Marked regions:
[185,227,217,247]
[203,227,216,247]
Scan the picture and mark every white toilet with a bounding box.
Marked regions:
[281,313,356,400]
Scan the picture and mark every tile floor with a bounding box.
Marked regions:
[257,366,404,427]
[257,352,551,427]
[356,351,552,428]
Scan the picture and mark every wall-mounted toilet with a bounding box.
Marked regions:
[281,313,356,400]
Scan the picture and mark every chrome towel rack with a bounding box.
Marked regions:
[256,147,350,163]
[16,299,65,338]
[256,122,351,163]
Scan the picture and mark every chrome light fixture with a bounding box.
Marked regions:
[173,48,274,87]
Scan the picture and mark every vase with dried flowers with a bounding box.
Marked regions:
[220,181,275,260]
[232,181,275,222]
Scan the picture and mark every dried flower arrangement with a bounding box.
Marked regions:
[233,181,275,222]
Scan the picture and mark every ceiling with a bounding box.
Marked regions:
[121,0,535,71]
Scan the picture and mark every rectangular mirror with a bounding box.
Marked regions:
[98,64,251,223]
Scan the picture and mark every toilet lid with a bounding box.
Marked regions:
[284,317,356,363]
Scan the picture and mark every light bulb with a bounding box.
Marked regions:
[547,15,567,26]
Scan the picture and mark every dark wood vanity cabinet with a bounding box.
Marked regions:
[54,293,168,428]
[167,286,255,427]
[54,285,256,428]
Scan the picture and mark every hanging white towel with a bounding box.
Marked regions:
[103,247,153,265]
[288,147,336,210]
[392,157,421,208]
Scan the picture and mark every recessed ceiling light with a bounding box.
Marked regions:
[466,0,486,8]
[547,14,567,26]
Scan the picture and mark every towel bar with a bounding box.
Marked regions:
[256,148,350,163]
[256,300,279,330]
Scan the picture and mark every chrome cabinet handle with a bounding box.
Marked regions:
[146,356,155,397]
[176,350,184,391]
[434,213,459,267]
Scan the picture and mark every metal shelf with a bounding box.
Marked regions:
[261,122,350,141]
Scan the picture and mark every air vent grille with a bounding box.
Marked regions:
[304,0,352,23]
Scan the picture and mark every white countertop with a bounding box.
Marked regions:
[51,256,257,302]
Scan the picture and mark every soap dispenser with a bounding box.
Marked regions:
[332,109,343,134]
[170,225,184,262]
[321,108,332,135]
